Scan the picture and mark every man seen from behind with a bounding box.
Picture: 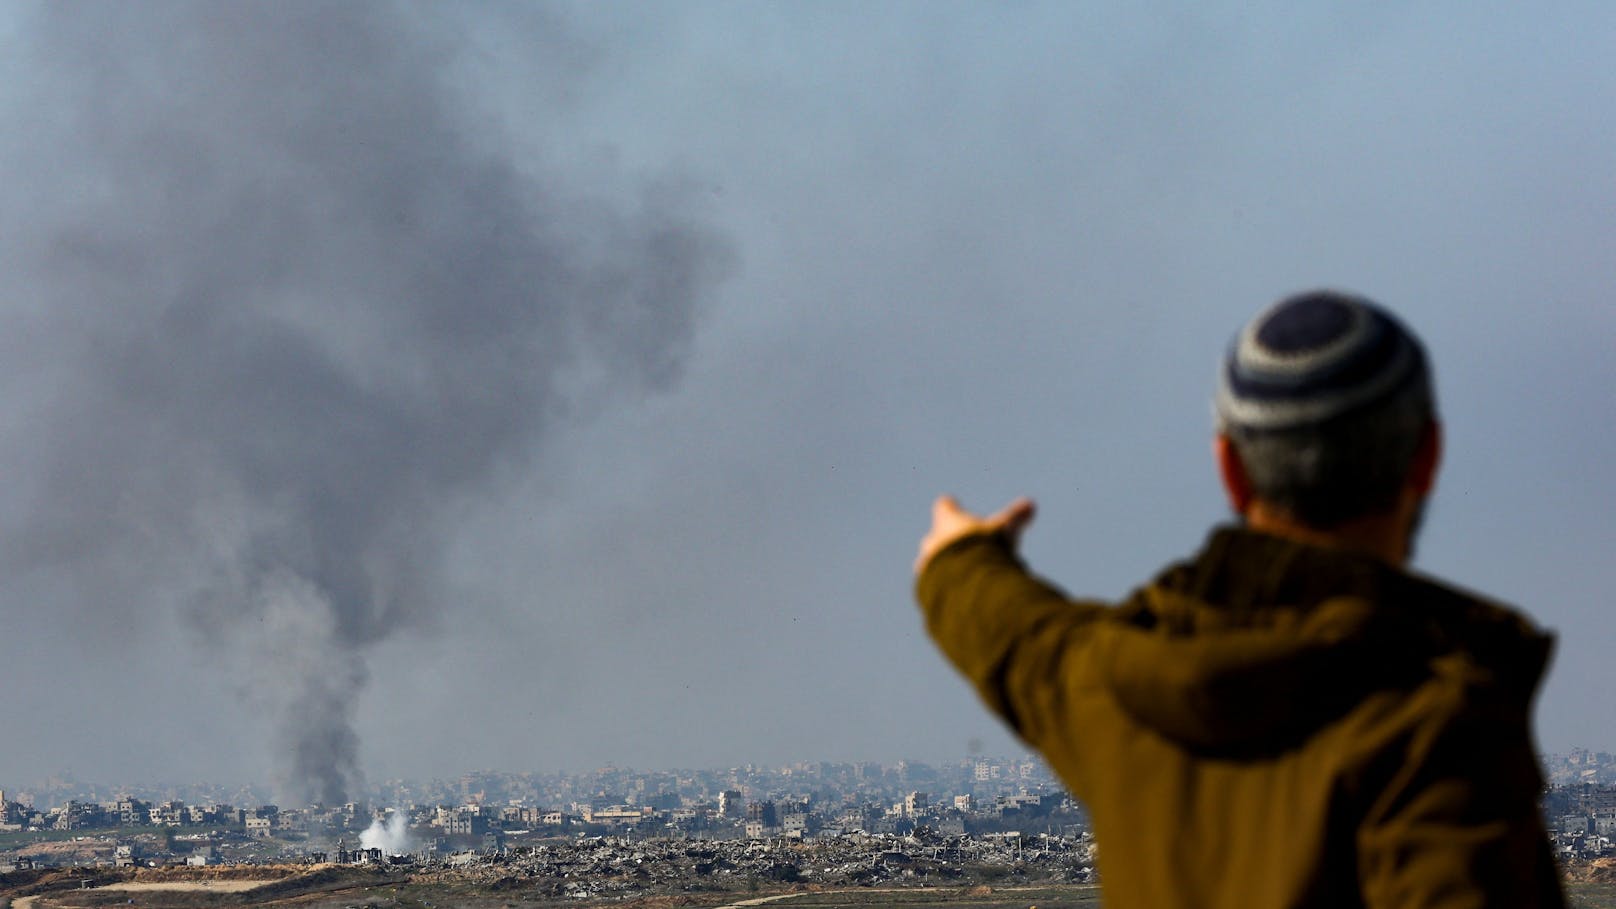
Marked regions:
[914,291,1564,908]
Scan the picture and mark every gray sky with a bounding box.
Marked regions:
[1,1,1611,798]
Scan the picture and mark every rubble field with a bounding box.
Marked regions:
[0,833,1101,909]
[6,841,1616,909]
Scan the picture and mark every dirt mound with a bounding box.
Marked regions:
[4,867,127,898]
[133,865,302,884]
[14,842,111,863]
[1583,857,1616,883]
[620,895,715,909]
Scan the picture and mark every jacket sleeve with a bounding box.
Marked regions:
[1355,682,1567,909]
[914,533,1108,749]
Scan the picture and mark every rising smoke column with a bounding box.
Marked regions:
[0,4,727,804]
[360,809,414,856]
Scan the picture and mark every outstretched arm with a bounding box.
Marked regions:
[914,496,1105,747]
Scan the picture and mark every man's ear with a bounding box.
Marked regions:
[1408,420,1442,497]
[1214,434,1254,515]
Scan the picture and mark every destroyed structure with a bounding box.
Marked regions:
[0,759,1097,885]
[3,752,1612,885]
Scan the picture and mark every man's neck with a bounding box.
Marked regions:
[1244,501,1411,567]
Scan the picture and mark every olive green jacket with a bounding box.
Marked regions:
[916,527,1564,909]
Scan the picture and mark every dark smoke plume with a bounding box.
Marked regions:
[0,4,727,804]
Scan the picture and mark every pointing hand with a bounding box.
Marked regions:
[914,495,1036,576]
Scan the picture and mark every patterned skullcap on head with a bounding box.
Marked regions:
[1216,291,1431,432]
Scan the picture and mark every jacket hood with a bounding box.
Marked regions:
[1095,527,1554,753]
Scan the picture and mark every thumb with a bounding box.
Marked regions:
[988,497,1037,538]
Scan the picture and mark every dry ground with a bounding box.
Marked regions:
[5,867,1616,909]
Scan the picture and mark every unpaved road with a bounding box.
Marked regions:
[96,880,273,893]
[12,879,272,909]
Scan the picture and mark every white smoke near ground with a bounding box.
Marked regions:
[359,809,414,856]
[0,3,729,804]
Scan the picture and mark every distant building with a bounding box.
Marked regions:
[52,800,104,830]
[0,789,15,827]
[903,792,929,817]
[152,800,186,826]
[113,795,150,824]
[336,843,383,865]
[443,811,490,836]
[746,801,777,827]
[583,805,651,829]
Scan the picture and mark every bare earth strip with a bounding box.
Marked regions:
[710,886,1101,909]
[95,880,274,893]
[716,893,845,909]
[11,880,273,909]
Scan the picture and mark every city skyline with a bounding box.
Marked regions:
[8,746,1616,811]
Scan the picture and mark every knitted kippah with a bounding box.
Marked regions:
[1216,291,1430,432]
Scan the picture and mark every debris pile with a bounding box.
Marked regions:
[409,832,1095,899]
